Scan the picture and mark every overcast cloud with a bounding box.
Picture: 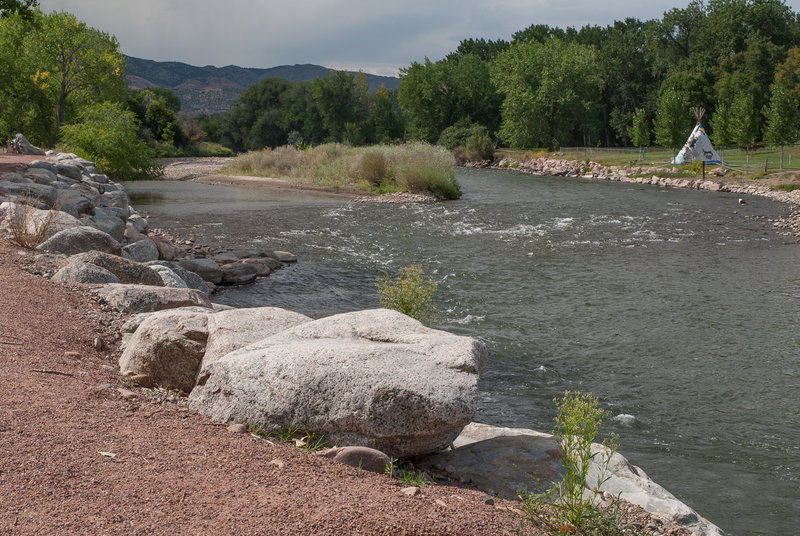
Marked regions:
[37,0,800,76]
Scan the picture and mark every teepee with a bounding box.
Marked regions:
[671,108,722,165]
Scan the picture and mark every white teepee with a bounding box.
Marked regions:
[672,123,722,165]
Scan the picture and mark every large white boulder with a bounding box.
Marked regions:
[202,307,311,369]
[188,309,488,458]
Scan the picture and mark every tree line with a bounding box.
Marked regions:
[4,0,800,174]
[198,0,800,157]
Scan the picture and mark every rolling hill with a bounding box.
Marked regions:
[124,55,401,117]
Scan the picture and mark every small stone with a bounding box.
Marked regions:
[480,496,495,505]
[98,383,115,389]
[117,388,137,400]
[228,424,248,434]
[401,486,420,497]
[64,351,81,359]
[434,499,447,508]
[269,459,285,469]
[93,337,104,350]
[129,374,154,388]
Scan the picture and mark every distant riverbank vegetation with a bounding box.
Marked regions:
[4,0,800,181]
[222,142,459,199]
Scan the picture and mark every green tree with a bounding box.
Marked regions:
[0,12,54,144]
[710,100,734,161]
[29,11,125,131]
[653,87,690,155]
[763,84,799,168]
[59,101,160,180]
[728,90,760,163]
[628,107,651,158]
[491,39,603,149]
[0,0,37,19]
[397,54,500,142]
[372,85,403,143]
[312,70,370,143]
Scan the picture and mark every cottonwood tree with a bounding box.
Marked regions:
[0,0,37,19]
[763,84,799,168]
[653,87,690,156]
[28,11,125,131]
[728,91,760,164]
[628,108,650,159]
[491,39,602,149]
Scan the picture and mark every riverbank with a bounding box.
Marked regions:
[478,156,800,240]
[1,154,695,535]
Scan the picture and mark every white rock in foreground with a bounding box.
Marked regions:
[421,423,725,536]
[188,309,487,458]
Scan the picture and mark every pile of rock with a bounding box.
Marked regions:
[0,153,298,312]
[119,307,487,459]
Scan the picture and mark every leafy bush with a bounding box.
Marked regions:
[437,120,477,150]
[376,264,437,325]
[517,391,624,535]
[59,102,161,180]
[465,126,495,161]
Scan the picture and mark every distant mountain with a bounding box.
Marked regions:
[123,55,401,117]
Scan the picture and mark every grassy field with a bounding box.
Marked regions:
[220,142,460,199]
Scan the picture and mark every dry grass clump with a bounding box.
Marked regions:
[2,193,60,249]
[220,142,460,199]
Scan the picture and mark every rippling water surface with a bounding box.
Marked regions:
[125,169,800,535]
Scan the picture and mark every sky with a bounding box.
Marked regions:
[37,0,800,77]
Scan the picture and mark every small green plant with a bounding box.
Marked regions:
[517,391,625,535]
[376,264,437,325]
[385,458,428,486]
[298,431,328,452]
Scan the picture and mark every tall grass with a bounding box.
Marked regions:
[221,142,460,199]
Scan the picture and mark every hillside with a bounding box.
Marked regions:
[124,55,401,117]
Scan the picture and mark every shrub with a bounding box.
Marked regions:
[59,102,161,180]
[376,264,437,325]
[465,126,495,161]
[437,120,477,150]
[517,391,624,535]
[3,193,60,249]
[358,151,387,186]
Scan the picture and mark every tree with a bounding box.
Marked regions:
[0,0,37,19]
[653,87,690,155]
[0,12,54,144]
[763,84,799,168]
[710,100,734,161]
[492,39,603,149]
[397,54,501,143]
[372,85,403,143]
[628,108,651,158]
[311,70,369,143]
[29,11,125,131]
[728,90,760,163]
[59,101,159,180]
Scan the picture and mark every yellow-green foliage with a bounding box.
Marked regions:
[376,265,437,325]
[222,142,460,199]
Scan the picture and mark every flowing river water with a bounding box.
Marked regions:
[125,168,800,536]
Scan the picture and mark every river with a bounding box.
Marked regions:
[124,168,800,536]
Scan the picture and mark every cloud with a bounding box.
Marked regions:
[37,0,800,75]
